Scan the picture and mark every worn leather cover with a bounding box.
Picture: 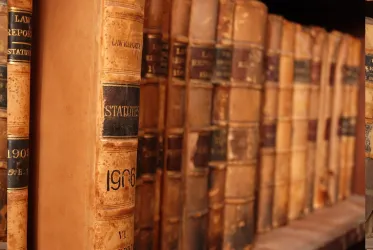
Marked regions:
[208,0,234,249]
[0,0,6,242]
[7,0,32,249]
[304,27,326,215]
[337,37,360,201]
[221,1,267,249]
[135,0,164,248]
[161,0,189,248]
[181,0,218,249]
[256,14,282,233]
[272,19,294,228]
[365,17,373,238]
[35,0,144,249]
[327,31,347,206]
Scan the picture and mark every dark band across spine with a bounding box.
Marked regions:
[7,138,29,189]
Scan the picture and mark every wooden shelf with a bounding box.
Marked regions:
[254,195,364,250]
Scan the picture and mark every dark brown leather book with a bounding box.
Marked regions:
[272,19,295,228]
[181,0,218,249]
[7,0,32,248]
[161,0,189,248]
[256,14,282,233]
[288,24,312,221]
[222,1,267,249]
[135,0,164,248]
[34,0,145,249]
[0,0,6,242]
[208,0,234,248]
[304,27,326,214]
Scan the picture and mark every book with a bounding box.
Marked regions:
[222,1,267,248]
[7,0,32,248]
[304,27,326,214]
[272,19,295,228]
[34,0,144,249]
[208,0,234,248]
[135,0,164,248]
[256,14,282,233]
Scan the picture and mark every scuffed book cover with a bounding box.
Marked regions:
[256,14,282,233]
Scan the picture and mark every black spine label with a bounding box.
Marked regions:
[102,84,140,138]
[366,54,373,82]
[330,63,336,86]
[166,135,183,171]
[192,132,211,168]
[210,128,227,161]
[139,134,158,174]
[339,117,356,137]
[189,46,215,81]
[172,42,187,80]
[160,41,169,77]
[0,65,6,109]
[8,138,29,189]
[141,34,162,78]
[213,46,232,82]
[294,60,311,83]
[343,65,359,85]
[8,8,32,63]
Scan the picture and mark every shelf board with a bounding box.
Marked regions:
[254,195,364,250]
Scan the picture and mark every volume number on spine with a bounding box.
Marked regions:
[8,138,29,189]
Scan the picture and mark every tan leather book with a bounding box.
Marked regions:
[7,0,32,248]
[337,37,361,201]
[365,17,373,237]
[313,28,330,210]
[256,14,282,233]
[272,19,295,228]
[34,0,144,249]
[327,31,347,206]
[208,0,234,248]
[288,24,312,221]
[160,0,189,248]
[304,27,326,214]
[223,1,267,248]
[135,0,164,248]
[0,0,6,242]
[181,0,218,249]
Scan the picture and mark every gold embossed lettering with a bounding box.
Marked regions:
[15,15,30,24]
[104,105,139,118]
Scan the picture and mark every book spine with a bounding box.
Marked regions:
[135,0,164,247]
[328,31,347,205]
[161,0,190,248]
[223,1,267,248]
[256,14,282,233]
[272,19,295,228]
[313,29,329,210]
[182,0,218,249]
[94,1,144,249]
[305,27,325,214]
[0,0,6,242]
[208,0,234,248]
[7,0,32,248]
[288,24,312,221]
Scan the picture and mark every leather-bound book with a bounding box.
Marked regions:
[7,0,32,248]
[327,31,347,205]
[208,0,234,248]
[304,27,326,214]
[135,0,164,248]
[338,36,361,201]
[272,19,295,228]
[313,28,329,210]
[181,0,218,249]
[0,0,6,242]
[256,14,282,233]
[288,24,312,221]
[365,17,373,236]
[161,0,190,248]
[223,1,267,248]
[34,0,144,249]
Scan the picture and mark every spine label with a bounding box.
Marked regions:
[138,134,158,174]
[213,46,232,81]
[261,123,276,147]
[160,41,169,77]
[232,47,263,83]
[210,128,227,161]
[265,55,279,82]
[141,34,162,77]
[192,132,211,168]
[366,123,373,154]
[102,84,140,138]
[7,138,29,189]
[308,119,317,142]
[311,61,321,85]
[166,135,183,171]
[343,65,359,84]
[172,42,187,80]
[189,46,215,81]
[330,63,336,86]
[366,54,373,82]
[339,117,356,136]
[8,9,32,63]
[325,118,331,140]
[294,60,311,83]
[0,65,6,109]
